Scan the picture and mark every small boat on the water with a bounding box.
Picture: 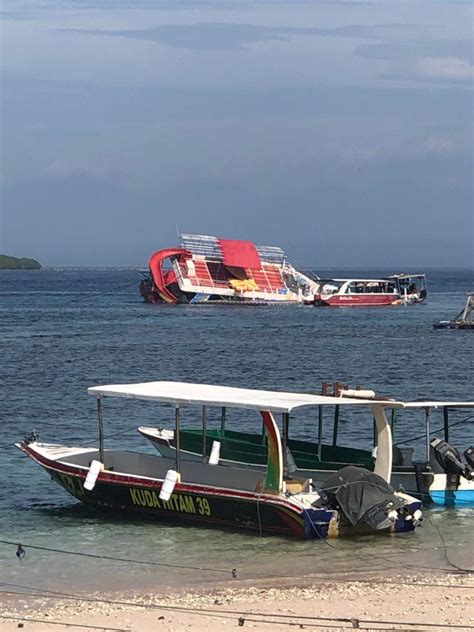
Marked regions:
[139,233,319,305]
[17,381,422,539]
[433,293,474,330]
[139,382,474,507]
[312,274,427,307]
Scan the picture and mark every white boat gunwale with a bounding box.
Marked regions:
[17,442,312,512]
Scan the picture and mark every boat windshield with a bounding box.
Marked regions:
[347,281,395,294]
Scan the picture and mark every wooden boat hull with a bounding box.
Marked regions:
[18,442,420,538]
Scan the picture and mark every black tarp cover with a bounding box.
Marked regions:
[321,466,401,527]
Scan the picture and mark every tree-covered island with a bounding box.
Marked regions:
[0,254,42,269]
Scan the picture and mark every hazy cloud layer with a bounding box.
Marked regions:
[1,1,472,266]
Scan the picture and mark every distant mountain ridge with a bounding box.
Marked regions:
[0,254,41,269]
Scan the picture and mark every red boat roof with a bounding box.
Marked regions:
[218,239,261,269]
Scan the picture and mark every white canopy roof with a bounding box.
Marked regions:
[404,401,474,409]
[88,381,404,413]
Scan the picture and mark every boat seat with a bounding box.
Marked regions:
[284,478,311,494]
[254,477,311,494]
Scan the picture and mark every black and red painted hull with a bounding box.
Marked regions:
[19,443,420,539]
[20,443,340,539]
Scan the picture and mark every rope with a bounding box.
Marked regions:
[1,583,472,629]
[394,414,474,446]
[0,614,129,631]
[0,539,236,576]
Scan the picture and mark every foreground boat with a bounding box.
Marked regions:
[312,274,427,307]
[139,234,318,304]
[139,383,474,507]
[18,382,422,539]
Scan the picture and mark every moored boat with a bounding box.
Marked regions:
[433,293,474,330]
[312,274,427,307]
[139,383,474,507]
[17,381,422,539]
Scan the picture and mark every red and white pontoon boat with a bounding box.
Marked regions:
[139,234,319,304]
[313,274,427,307]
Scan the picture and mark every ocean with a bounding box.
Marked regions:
[0,267,473,594]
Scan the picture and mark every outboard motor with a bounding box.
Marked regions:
[23,429,39,445]
[464,446,474,475]
[430,438,473,486]
[314,466,418,531]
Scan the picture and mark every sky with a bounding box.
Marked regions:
[0,0,473,268]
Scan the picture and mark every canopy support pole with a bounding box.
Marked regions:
[443,407,449,443]
[220,407,226,435]
[175,405,181,474]
[97,396,105,465]
[332,405,339,447]
[425,407,431,464]
[202,405,207,461]
[260,411,283,494]
[390,408,397,443]
[372,405,392,483]
[282,413,289,478]
[317,406,323,461]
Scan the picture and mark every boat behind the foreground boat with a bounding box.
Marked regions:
[138,386,474,508]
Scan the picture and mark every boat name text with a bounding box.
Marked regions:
[129,488,211,515]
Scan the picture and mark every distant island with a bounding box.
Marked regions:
[0,254,42,269]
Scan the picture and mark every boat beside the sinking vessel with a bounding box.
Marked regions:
[312,274,427,307]
[17,381,421,539]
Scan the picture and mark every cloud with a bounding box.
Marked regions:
[416,56,474,81]
[422,136,457,156]
[64,22,428,52]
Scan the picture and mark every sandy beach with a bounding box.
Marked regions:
[1,572,473,631]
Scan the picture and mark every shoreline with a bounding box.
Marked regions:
[1,571,473,631]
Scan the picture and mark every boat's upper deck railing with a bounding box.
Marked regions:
[179,234,288,266]
[180,234,222,260]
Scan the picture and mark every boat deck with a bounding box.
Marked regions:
[44,445,271,494]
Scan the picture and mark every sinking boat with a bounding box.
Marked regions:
[433,293,474,330]
[312,274,427,307]
[139,383,473,507]
[17,382,422,539]
[139,234,319,304]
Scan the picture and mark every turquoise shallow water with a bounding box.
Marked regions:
[0,268,473,593]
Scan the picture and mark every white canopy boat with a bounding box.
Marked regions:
[17,381,422,539]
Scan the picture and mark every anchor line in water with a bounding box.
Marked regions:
[0,539,237,577]
[425,514,474,574]
[2,528,473,587]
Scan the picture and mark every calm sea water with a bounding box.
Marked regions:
[0,268,473,594]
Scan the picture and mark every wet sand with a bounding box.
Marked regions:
[1,572,473,631]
